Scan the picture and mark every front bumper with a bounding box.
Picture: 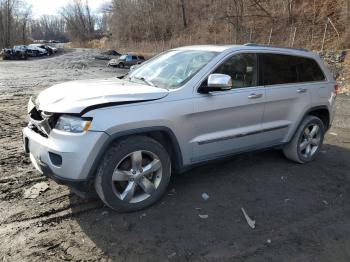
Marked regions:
[23,127,109,194]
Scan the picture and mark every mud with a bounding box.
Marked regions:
[0,49,350,261]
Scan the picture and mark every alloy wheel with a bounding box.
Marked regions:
[298,123,321,160]
[111,150,162,203]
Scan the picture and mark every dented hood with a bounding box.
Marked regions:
[36,78,169,114]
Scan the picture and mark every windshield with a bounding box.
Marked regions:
[120,55,127,60]
[128,50,218,89]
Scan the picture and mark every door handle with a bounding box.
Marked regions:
[297,88,307,93]
[248,93,263,99]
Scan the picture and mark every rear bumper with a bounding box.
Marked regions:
[23,127,109,194]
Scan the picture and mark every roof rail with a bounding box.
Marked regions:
[243,43,309,52]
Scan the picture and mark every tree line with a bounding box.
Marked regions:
[1,0,350,50]
[107,0,350,50]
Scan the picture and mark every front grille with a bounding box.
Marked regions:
[28,123,48,138]
[28,107,58,137]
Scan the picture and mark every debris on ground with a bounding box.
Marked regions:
[168,252,177,259]
[267,239,272,244]
[101,211,109,216]
[198,214,209,219]
[23,182,49,199]
[330,132,338,136]
[201,192,210,201]
[323,200,329,205]
[168,188,176,196]
[241,207,256,229]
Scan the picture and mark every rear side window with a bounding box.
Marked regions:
[295,57,325,82]
[260,54,298,85]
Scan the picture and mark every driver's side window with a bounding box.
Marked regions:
[214,53,258,88]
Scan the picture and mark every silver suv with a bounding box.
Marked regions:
[23,44,338,211]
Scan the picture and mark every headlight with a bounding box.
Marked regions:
[55,115,92,133]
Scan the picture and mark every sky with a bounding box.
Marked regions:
[27,0,110,18]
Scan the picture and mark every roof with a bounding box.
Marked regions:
[174,43,312,56]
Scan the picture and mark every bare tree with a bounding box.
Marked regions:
[0,0,32,49]
[31,15,67,42]
[60,0,96,42]
[180,0,187,28]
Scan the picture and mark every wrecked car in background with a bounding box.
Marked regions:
[94,49,121,61]
[1,48,28,60]
[14,45,48,57]
[29,44,58,55]
[108,54,145,68]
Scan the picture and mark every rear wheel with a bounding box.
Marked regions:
[283,115,325,163]
[95,136,171,212]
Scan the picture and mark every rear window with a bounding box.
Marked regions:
[295,57,325,82]
[260,53,325,85]
[260,54,298,85]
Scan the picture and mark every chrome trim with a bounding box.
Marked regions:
[197,125,289,145]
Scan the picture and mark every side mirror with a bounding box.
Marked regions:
[198,74,232,93]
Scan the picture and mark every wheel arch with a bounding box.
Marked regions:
[288,105,330,143]
[307,106,330,130]
[86,126,183,181]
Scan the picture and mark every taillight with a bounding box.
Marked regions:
[334,83,340,94]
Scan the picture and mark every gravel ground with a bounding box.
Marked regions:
[0,49,350,262]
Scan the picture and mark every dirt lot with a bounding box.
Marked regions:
[0,49,350,262]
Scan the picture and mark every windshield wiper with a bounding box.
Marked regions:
[133,76,156,87]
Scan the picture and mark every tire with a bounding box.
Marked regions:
[283,115,325,163]
[118,62,124,68]
[95,136,171,212]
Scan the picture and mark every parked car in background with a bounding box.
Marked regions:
[29,44,57,55]
[108,54,145,68]
[1,48,27,60]
[23,44,337,212]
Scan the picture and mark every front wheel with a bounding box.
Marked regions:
[283,115,325,163]
[95,136,171,212]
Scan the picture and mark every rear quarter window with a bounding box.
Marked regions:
[295,57,325,82]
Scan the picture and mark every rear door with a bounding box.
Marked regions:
[259,53,313,144]
[191,53,266,162]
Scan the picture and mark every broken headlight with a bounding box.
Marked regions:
[55,115,92,133]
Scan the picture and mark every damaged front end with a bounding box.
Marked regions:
[27,97,59,138]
